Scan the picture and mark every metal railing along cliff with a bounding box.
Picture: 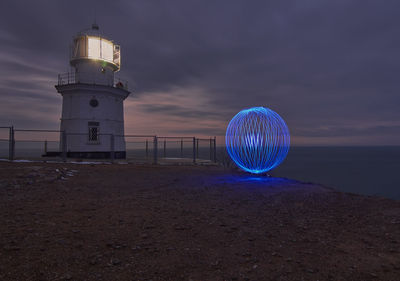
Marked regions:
[0,127,217,164]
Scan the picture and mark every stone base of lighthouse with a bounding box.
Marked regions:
[43,151,126,159]
[66,151,126,159]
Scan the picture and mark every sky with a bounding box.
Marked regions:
[0,0,399,145]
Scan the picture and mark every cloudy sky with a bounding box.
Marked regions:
[0,0,399,145]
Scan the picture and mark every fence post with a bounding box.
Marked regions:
[146,139,149,158]
[153,136,158,164]
[110,134,115,162]
[9,126,14,161]
[209,137,212,160]
[163,139,166,158]
[192,137,196,163]
[44,140,48,155]
[180,138,183,158]
[213,136,217,163]
[196,138,199,158]
[61,131,67,162]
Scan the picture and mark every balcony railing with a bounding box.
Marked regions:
[57,72,129,91]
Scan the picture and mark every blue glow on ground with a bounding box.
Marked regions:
[226,107,290,174]
[212,174,298,187]
[243,176,269,181]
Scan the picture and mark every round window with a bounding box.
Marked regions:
[90,99,99,107]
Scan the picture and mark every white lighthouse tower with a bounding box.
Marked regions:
[55,24,130,159]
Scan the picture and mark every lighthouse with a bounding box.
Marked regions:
[55,24,130,159]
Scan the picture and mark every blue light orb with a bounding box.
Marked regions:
[225,107,290,174]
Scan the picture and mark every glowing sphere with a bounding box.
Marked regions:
[225,107,290,174]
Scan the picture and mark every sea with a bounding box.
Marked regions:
[270,146,400,200]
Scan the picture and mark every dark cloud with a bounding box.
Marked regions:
[0,0,399,144]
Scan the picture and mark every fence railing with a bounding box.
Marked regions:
[0,127,217,164]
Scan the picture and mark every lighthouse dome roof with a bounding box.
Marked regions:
[76,23,111,40]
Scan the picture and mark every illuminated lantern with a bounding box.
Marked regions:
[70,27,120,73]
[225,107,290,174]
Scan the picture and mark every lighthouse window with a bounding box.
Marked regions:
[88,126,99,142]
[102,40,113,61]
[87,36,114,62]
[88,37,101,59]
[90,99,99,107]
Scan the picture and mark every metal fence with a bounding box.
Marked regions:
[125,135,156,163]
[13,129,62,161]
[0,127,217,164]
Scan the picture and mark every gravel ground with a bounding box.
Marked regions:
[0,162,399,281]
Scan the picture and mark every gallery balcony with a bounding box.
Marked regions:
[57,72,129,91]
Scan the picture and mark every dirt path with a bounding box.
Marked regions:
[0,162,399,280]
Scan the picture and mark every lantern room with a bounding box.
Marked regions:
[70,24,121,72]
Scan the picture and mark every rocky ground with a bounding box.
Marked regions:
[0,162,399,281]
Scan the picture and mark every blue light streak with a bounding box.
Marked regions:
[225,107,290,174]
